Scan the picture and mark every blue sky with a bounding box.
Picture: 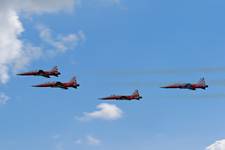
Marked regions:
[0,0,225,150]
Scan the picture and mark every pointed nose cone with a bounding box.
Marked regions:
[160,86,167,88]
[32,84,43,87]
[99,97,107,100]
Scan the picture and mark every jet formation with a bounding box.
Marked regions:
[17,66,79,90]
[17,66,211,100]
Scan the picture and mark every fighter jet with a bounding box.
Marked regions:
[160,78,208,90]
[99,90,142,100]
[32,76,79,89]
[17,66,60,78]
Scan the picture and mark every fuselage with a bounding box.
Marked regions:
[100,94,142,100]
[161,83,208,90]
[17,70,60,78]
[32,81,79,89]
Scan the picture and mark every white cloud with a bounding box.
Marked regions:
[86,135,101,145]
[206,139,225,150]
[0,9,24,83]
[0,0,75,84]
[92,0,121,5]
[74,135,101,146]
[37,24,85,53]
[1,0,76,14]
[0,93,10,105]
[77,103,123,121]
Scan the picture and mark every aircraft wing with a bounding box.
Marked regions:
[183,84,196,90]
[40,73,50,78]
[54,82,69,89]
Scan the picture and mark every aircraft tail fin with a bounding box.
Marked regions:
[132,90,139,96]
[51,66,58,72]
[70,76,77,83]
[198,77,206,85]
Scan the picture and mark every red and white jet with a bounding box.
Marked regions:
[17,66,60,78]
[99,90,142,100]
[161,78,208,90]
[32,76,79,89]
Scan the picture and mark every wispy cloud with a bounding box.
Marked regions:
[74,135,101,146]
[206,139,225,150]
[37,24,85,54]
[0,93,10,105]
[4,0,76,13]
[77,103,123,121]
[86,135,101,145]
[92,0,121,5]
